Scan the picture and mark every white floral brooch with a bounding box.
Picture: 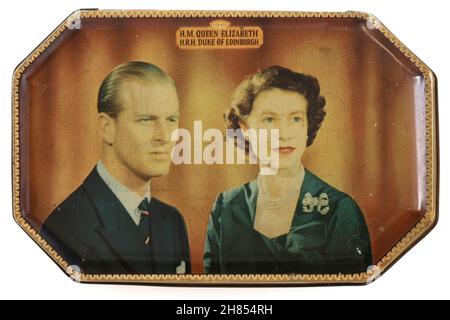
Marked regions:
[302,192,330,215]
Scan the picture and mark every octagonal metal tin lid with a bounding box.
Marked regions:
[12,9,438,285]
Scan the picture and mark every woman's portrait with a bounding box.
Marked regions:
[204,66,372,274]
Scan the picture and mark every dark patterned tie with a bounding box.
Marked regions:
[138,198,151,246]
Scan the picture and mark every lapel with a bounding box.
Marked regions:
[226,170,326,245]
[147,198,171,273]
[220,184,256,258]
[222,181,294,271]
[288,170,335,252]
[82,168,153,274]
[291,169,325,227]
[223,170,347,269]
[241,170,324,229]
[244,180,258,225]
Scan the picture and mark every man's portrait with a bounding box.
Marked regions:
[40,62,191,274]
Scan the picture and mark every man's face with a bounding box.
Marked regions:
[111,79,179,180]
[245,87,308,170]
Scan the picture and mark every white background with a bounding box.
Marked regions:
[0,0,448,300]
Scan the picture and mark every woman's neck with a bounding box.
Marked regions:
[258,164,304,198]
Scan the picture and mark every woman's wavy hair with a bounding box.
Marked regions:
[225,66,326,151]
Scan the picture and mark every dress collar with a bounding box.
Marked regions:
[96,160,151,217]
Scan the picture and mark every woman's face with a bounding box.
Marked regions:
[243,87,308,171]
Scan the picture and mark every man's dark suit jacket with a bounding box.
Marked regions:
[40,168,191,274]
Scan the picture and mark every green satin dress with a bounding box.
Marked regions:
[204,169,372,274]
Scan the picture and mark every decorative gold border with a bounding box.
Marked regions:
[12,9,438,286]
